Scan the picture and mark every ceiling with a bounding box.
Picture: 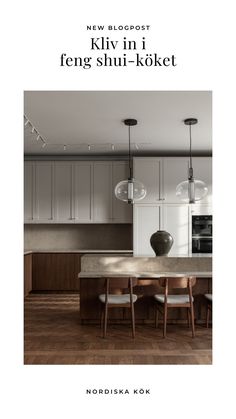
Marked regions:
[24,91,212,156]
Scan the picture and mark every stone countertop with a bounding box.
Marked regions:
[79,271,212,278]
[24,249,133,255]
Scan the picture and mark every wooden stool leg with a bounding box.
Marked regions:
[187,308,190,328]
[155,306,159,328]
[163,303,167,338]
[103,303,108,338]
[206,304,210,328]
[131,301,135,338]
[190,301,195,338]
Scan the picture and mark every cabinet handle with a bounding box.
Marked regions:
[156,198,165,201]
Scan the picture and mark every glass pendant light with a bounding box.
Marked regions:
[176,118,208,203]
[114,119,146,204]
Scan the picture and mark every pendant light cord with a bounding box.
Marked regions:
[128,125,132,178]
[189,123,193,169]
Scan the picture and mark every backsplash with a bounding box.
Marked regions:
[24,224,132,250]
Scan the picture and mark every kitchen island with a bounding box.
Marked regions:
[79,254,212,324]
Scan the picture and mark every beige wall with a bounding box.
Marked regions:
[24,224,132,250]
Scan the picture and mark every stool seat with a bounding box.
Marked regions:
[204,293,212,301]
[99,293,137,304]
[154,294,194,304]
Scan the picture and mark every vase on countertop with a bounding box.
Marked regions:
[150,230,174,256]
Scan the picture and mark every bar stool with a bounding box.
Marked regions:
[154,276,196,338]
[98,277,138,338]
[204,293,212,328]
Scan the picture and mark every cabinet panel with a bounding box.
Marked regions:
[24,162,34,222]
[24,254,32,296]
[93,162,112,222]
[54,162,74,222]
[133,158,163,203]
[74,162,93,222]
[112,162,132,223]
[191,157,212,203]
[133,205,161,256]
[35,162,54,222]
[162,205,190,256]
[32,253,81,291]
[163,158,189,203]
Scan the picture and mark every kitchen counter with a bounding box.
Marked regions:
[24,249,133,255]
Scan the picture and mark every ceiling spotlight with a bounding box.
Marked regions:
[36,135,40,141]
[24,119,29,127]
[88,145,91,151]
[42,142,46,148]
[111,144,115,151]
[31,126,35,134]
[135,144,139,150]
[63,145,67,151]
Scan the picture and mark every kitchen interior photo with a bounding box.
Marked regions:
[24,91,212,365]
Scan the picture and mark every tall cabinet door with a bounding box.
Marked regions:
[54,162,74,222]
[112,162,132,223]
[24,161,35,223]
[163,158,190,203]
[133,205,161,256]
[74,162,93,222]
[35,162,54,222]
[162,204,190,256]
[133,158,163,203]
[93,162,112,222]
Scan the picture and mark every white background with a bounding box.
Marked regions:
[1,1,235,418]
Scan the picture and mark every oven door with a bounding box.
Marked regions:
[192,216,212,236]
[192,238,212,253]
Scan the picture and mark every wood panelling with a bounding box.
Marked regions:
[80,277,212,324]
[24,293,212,365]
[24,254,32,296]
[32,253,81,291]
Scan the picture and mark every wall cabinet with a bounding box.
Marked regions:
[133,158,163,203]
[112,162,132,223]
[93,162,112,222]
[35,162,54,222]
[24,162,34,223]
[24,160,132,224]
[74,162,93,222]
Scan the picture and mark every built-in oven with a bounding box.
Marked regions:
[192,215,212,254]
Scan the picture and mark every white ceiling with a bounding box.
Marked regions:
[24,91,212,156]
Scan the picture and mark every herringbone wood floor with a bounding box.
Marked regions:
[24,293,212,365]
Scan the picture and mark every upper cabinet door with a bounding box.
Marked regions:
[112,162,132,223]
[35,162,54,222]
[133,158,163,203]
[93,162,112,222]
[191,157,212,204]
[24,161,35,223]
[74,162,93,222]
[54,162,74,222]
[163,157,190,203]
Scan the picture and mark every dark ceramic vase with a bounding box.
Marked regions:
[150,230,174,256]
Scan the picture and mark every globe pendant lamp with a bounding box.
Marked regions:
[114,119,146,204]
[176,118,208,203]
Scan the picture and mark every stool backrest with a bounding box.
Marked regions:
[159,277,196,289]
[103,277,137,294]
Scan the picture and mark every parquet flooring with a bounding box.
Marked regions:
[24,293,212,365]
